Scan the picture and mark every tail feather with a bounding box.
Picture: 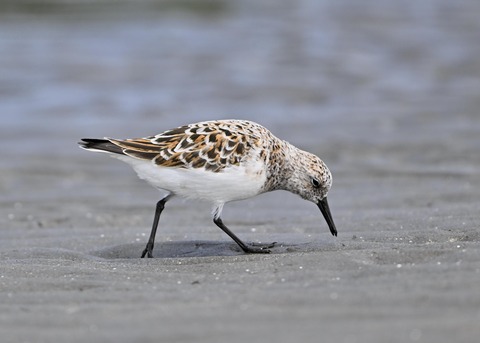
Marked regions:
[79,138,124,155]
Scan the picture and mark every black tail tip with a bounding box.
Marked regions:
[78,138,106,149]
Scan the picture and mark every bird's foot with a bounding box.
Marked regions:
[242,242,277,254]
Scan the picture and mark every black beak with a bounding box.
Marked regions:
[317,197,337,237]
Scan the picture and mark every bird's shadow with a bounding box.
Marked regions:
[91,240,318,259]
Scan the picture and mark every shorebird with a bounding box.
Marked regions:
[79,119,337,257]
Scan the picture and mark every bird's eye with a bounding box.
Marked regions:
[311,177,320,188]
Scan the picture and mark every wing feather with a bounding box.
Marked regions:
[107,120,264,172]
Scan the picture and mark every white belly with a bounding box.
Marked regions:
[114,155,267,204]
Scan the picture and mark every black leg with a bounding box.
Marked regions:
[141,196,170,258]
[213,217,275,254]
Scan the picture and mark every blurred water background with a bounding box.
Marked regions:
[1,0,479,154]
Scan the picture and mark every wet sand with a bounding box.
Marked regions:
[1,1,480,342]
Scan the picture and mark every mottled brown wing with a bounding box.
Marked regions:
[109,121,258,172]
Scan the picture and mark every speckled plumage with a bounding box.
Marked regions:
[110,120,271,173]
[79,119,337,257]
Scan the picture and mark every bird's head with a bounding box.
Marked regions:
[287,150,337,237]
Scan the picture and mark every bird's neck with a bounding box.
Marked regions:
[262,140,299,192]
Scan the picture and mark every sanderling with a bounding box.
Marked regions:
[79,119,337,257]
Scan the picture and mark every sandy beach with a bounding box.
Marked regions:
[1,1,480,342]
